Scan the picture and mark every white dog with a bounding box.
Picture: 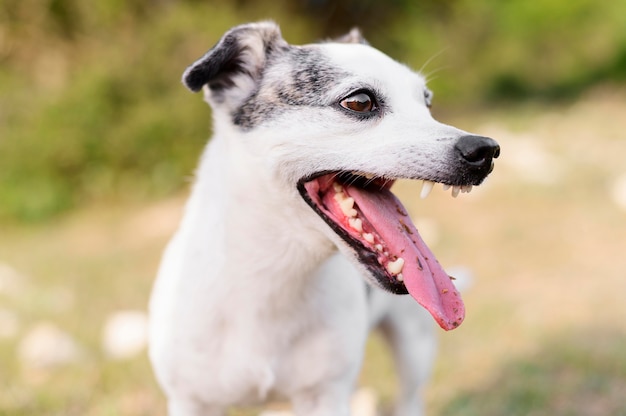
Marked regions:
[149,21,499,416]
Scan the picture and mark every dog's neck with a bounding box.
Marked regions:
[179,130,336,301]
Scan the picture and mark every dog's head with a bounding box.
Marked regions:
[182,22,499,330]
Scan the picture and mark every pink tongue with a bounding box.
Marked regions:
[347,185,465,330]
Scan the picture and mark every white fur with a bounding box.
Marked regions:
[149,22,487,416]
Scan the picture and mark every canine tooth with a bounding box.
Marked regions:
[332,182,343,193]
[348,218,363,232]
[334,194,357,217]
[375,244,383,252]
[420,180,435,199]
[451,186,461,198]
[363,233,375,243]
[386,257,405,275]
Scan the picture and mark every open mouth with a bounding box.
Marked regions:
[297,171,465,330]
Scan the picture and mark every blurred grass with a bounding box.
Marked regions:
[1,0,626,221]
[1,1,626,415]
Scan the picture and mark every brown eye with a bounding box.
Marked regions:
[340,92,376,113]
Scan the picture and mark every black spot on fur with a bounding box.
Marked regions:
[182,22,288,94]
[183,35,247,93]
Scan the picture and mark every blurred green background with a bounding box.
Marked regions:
[1,0,625,221]
[1,1,626,415]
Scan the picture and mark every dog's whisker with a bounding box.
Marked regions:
[418,47,449,76]
[423,66,450,84]
[364,177,378,187]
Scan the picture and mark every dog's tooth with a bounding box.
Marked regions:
[386,257,405,275]
[334,194,357,217]
[396,273,404,282]
[348,218,363,232]
[363,173,375,180]
[451,186,461,198]
[363,233,375,243]
[442,184,451,191]
[420,180,435,199]
[461,185,473,193]
[375,244,383,252]
[332,182,343,193]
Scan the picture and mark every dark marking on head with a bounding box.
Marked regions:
[181,21,287,96]
[182,35,243,93]
[232,47,349,130]
[183,22,380,131]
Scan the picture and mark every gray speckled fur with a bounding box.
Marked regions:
[233,46,349,130]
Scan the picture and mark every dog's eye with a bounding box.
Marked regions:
[340,92,377,113]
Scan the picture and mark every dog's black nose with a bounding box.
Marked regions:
[455,135,500,170]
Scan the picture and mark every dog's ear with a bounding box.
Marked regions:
[182,21,287,95]
[334,28,369,45]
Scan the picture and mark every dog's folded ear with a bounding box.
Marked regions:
[182,21,287,95]
[334,28,369,45]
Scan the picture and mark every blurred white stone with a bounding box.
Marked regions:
[102,310,148,360]
[0,308,19,339]
[610,173,626,211]
[18,322,82,369]
[351,387,379,416]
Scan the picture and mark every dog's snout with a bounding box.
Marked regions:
[455,135,500,169]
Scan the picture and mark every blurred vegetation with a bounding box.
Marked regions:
[1,0,625,221]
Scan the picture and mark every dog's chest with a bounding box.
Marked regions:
[178,290,338,402]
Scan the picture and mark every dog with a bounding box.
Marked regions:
[148,21,499,416]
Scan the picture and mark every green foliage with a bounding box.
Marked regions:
[0,0,625,221]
